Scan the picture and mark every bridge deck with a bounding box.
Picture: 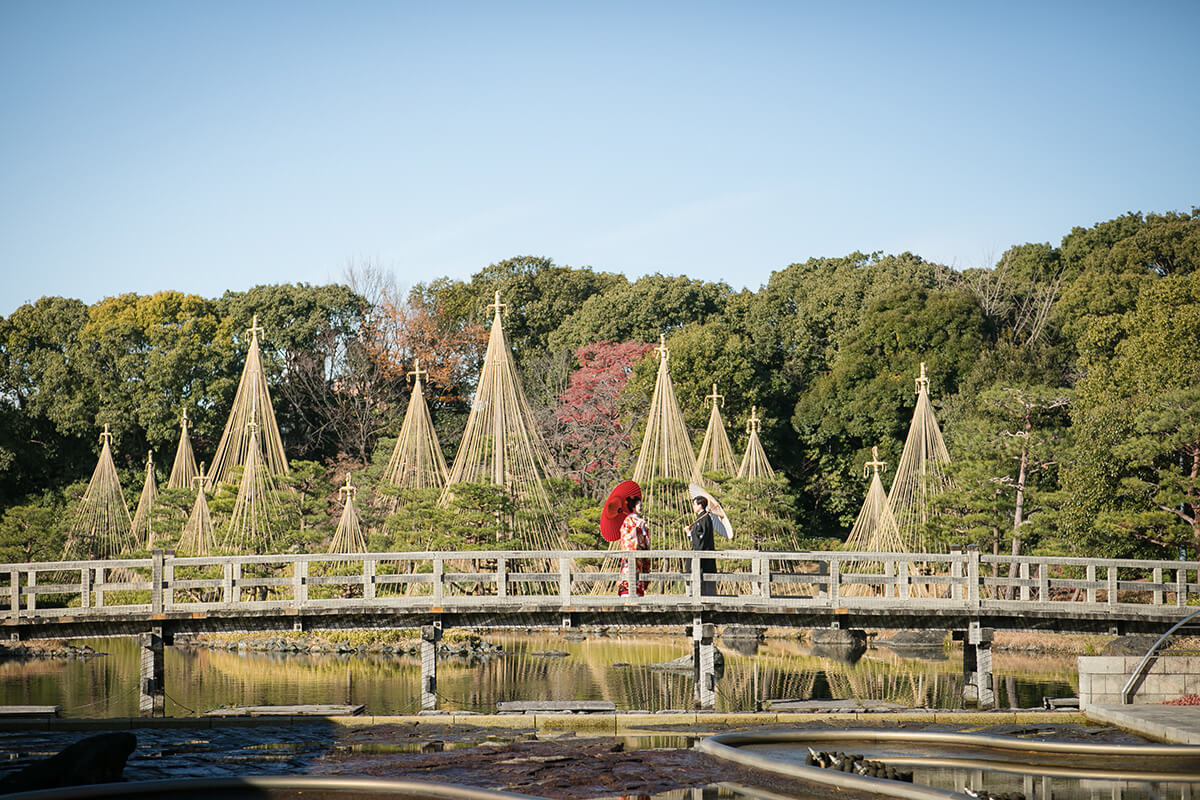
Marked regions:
[1,548,1195,640]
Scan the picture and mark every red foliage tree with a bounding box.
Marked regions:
[550,341,655,498]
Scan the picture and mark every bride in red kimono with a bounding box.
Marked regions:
[618,497,650,597]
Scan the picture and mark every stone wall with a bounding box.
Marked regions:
[1078,656,1200,706]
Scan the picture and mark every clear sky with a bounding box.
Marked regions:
[2,0,1197,314]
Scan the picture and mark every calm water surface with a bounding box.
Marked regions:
[0,633,1074,717]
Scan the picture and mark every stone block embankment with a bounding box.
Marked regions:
[1079,655,1200,706]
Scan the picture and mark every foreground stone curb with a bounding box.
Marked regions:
[0,710,1085,733]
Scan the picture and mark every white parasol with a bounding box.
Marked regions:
[688,482,734,540]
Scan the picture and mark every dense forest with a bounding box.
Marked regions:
[1,209,1197,562]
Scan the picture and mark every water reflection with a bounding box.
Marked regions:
[0,634,1076,717]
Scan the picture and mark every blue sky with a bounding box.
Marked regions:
[2,0,1197,314]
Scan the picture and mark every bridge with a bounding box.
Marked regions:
[2,546,1196,714]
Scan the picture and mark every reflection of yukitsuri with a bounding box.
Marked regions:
[179,464,217,556]
[207,315,288,489]
[887,363,952,552]
[383,359,448,497]
[167,409,199,490]
[737,406,774,479]
[692,384,737,480]
[440,293,563,550]
[64,425,133,560]
[329,473,366,556]
[842,446,907,597]
[720,651,818,709]
[824,658,960,709]
[131,451,158,549]
[222,422,281,554]
[632,335,697,542]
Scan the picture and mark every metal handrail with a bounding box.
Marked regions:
[1121,606,1200,703]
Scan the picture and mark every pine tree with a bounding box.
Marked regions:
[131,452,158,548]
[888,363,952,551]
[693,383,737,480]
[208,315,288,488]
[64,425,133,560]
[441,293,563,549]
[166,409,199,490]
[383,359,448,494]
[632,335,697,541]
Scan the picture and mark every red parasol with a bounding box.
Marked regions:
[601,480,642,542]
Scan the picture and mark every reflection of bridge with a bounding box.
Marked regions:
[3,547,1196,715]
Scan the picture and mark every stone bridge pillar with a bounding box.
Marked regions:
[961,622,995,709]
[138,630,165,717]
[693,621,715,710]
[421,624,442,712]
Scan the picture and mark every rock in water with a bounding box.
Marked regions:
[0,732,137,793]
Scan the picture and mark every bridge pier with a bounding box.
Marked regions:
[138,630,165,717]
[693,621,716,710]
[421,624,441,712]
[959,623,995,709]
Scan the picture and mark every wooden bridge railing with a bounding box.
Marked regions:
[1,548,1197,623]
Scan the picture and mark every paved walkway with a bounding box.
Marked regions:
[1085,704,1200,744]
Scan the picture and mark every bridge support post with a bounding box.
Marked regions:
[421,624,441,712]
[138,631,165,717]
[693,621,715,710]
[961,623,994,709]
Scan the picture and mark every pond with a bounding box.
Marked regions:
[0,632,1075,716]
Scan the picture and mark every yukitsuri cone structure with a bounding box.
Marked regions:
[179,464,217,556]
[887,362,952,552]
[737,406,775,479]
[167,409,199,490]
[842,446,908,597]
[440,293,563,550]
[222,422,281,554]
[383,359,448,496]
[131,452,159,549]
[207,315,288,489]
[329,474,367,555]
[692,384,737,481]
[64,425,133,560]
[632,335,697,541]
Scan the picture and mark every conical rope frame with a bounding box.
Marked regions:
[208,315,288,489]
[64,425,133,560]
[329,474,367,556]
[222,424,282,554]
[887,362,952,553]
[632,335,697,544]
[737,406,775,479]
[843,446,907,597]
[384,359,448,495]
[692,383,737,480]
[131,451,158,549]
[179,464,217,557]
[440,293,563,551]
[167,409,199,490]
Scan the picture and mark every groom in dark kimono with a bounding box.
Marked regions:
[685,496,716,596]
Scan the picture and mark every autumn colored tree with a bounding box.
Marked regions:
[547,341,655,499]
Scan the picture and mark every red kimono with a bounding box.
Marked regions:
[618,512,650,597]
